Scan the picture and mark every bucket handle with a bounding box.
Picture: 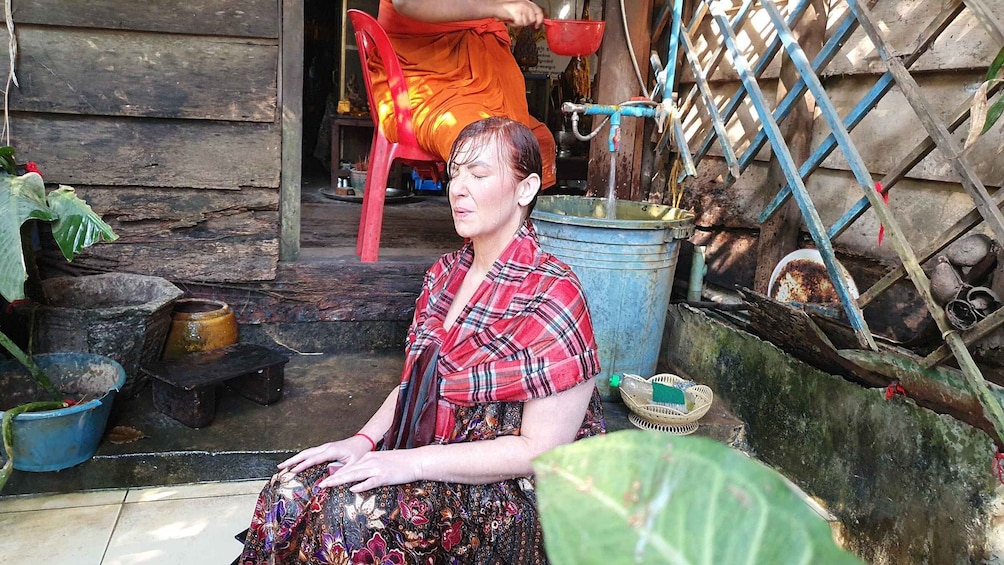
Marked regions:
[665,224,696,242]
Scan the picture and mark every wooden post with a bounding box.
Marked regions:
[588,0,653,201]
[753,0,828,293]
[279,0,304,262]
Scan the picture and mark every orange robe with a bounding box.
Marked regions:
[375,1,557,188]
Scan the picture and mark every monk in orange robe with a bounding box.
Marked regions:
[374,0,557,188]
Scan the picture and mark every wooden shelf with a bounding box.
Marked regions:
[330,114,375,189]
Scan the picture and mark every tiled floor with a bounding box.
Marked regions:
[0,479,264,565]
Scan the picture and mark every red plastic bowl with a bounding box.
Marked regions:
[542,19,606,57]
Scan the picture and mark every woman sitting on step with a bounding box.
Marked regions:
[238,117,604,564]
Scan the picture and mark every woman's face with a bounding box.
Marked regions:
[448,135,537,246]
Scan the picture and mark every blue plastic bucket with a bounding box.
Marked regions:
[531,196,695,400]
[0,353,126,471]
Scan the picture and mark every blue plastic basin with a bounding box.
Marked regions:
[0,353,126,471]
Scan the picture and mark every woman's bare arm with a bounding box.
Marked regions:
[318,379,596,490]
[391,0,543,26]
[281,387,400,473]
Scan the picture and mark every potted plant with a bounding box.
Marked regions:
[350,155,369,194]
[0,148,124,490]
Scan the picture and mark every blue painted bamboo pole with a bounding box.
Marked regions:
[710,3,876,350]
[679,31,741,178]
[724,9,862,188]
[662,0,684,100]
[678,0,754,114]
[757,73,893,224]
[760,0,965,228]
[678,0,755,159]
[672,116,698,179]
[759,0,878,193]
[658,0,755,155]
[689,0,813,172]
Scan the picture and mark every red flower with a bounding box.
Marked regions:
[441,520,463,552]
[351,532,405,565]
[398,492,430,526]
[315,532,350,565]
[24,161,41,177]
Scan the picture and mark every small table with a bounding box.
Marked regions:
[331,114,375,190]
[143,343,290,428]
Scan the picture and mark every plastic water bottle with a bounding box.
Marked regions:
[609,374,695,412]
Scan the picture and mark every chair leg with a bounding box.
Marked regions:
[358,145,393,262]
[357,135,387,258]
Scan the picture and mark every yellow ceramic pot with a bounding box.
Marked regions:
[162,298,238,359]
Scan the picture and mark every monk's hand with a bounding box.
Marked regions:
[278,436,372,474]
[496,0,544,27]
[316,450,422,491]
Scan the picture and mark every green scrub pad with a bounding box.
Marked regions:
[652,382,686,405]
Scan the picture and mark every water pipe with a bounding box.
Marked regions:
[687,245,707,302]
[563,100,668,218]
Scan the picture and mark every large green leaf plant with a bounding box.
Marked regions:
[0,148,118,489]
[533,430,863,565]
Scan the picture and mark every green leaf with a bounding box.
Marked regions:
[981,94,1004,136]
[0,174,117,302]
[46,185,118,261]
[987,46,1004,83]
[0,146,16,175]
[0,172,55,302]
[533,430,862,565]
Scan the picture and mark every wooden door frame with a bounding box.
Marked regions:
[279,0,304,262]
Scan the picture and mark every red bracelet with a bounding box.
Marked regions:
[354,433,376,451]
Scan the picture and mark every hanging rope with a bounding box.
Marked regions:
[619,0,648,98]
[669,156,685,209]
[2,0,17,145]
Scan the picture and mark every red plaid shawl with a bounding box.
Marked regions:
[385,222,600,447]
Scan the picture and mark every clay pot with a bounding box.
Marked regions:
[930,256,963,305]
[162,298,238,360]
[946,233,993,267]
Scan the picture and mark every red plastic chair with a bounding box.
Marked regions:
[347,9,445,262]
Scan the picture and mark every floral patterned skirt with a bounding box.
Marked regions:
[239,465,545,565]
[239,395,604,565]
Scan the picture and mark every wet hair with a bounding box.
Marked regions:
[448,116,542,217]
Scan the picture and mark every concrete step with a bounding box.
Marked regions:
[2,351,747,497]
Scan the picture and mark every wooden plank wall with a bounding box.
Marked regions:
[677,0,1004,290]
[2,0,283,282]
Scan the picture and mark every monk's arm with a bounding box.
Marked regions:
[392,0,544,26]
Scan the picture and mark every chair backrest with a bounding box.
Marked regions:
[347,10,422,149]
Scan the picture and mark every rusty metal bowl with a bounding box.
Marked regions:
[767,249,858,304]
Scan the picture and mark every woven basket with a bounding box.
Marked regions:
[620,373,713,435]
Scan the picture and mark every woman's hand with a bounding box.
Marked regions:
[316,449,422,492]
[494,0,544,27]
[278,435,373,474]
